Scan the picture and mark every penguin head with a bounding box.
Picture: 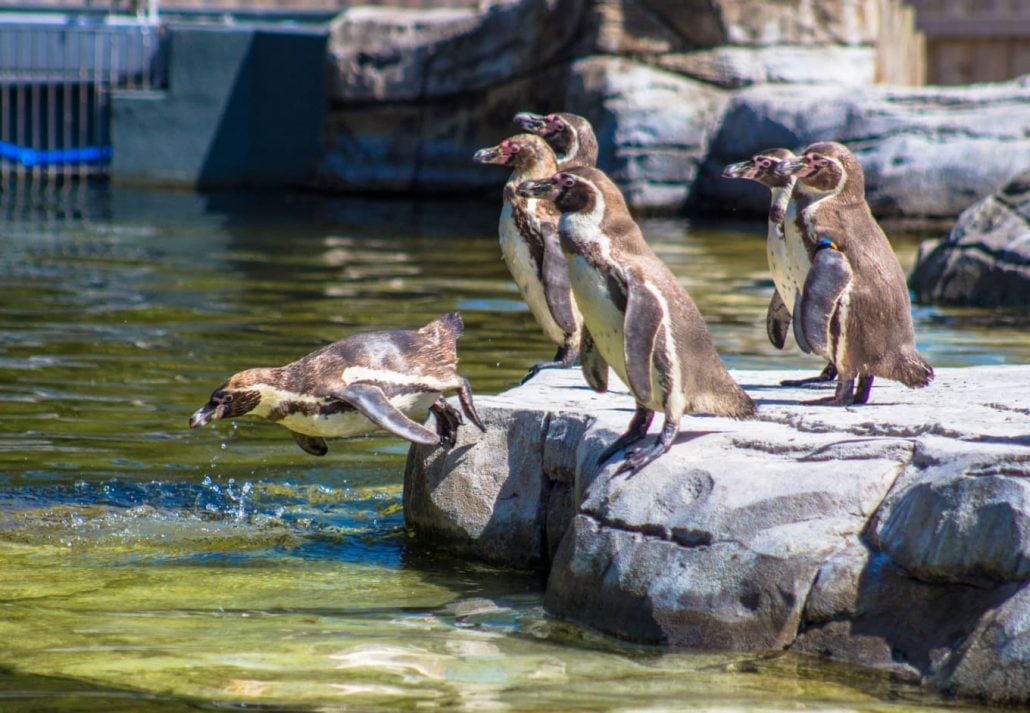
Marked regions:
[722,148,795,187]
[514,111,568,143]
[776,142,865,201]
[472,134,554,170]
[513,112,597,166]
[189,371,264,428]
[516,170,596,213]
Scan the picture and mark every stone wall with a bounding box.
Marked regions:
[319,0,1030,219]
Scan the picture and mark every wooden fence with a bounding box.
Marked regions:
[907,0,1030,84]
[877,0,927,85]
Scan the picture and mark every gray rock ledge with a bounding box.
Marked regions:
[404,365,1030,705]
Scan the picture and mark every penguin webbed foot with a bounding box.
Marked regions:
[519,360,562,385]
[519,345,581,385]
[780,362,837,387]
[613,420,678,478]
[430,397,463,449]
[597,406,654,467]
[457,377,486,433]
[802,377,860,407]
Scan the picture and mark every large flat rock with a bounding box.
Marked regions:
[405,365,1030,704]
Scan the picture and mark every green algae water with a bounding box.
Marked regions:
[1,185,1024,712]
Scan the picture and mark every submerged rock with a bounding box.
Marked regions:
[909,169,1030,308]
[405,366,1030,704]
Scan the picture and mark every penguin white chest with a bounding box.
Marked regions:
[782,202,811,312]
[498,201,566,345]
[567,255,629,388]
[766,221,795,314]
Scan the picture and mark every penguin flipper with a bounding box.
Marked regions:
[539,222,579,338]
[291,431,328,456]
[794,246,852,358]
[580,327,608,393]
[622,272,661,405]
[766,288,791,350]
[332,383,440,446]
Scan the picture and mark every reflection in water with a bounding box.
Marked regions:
[0,186,1016,712]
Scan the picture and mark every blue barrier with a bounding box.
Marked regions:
[0,140,112,167]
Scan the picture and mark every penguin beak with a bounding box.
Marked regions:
[516,177,559,200]
[513,112,547,133]
[189,401,222,428]
[722,160,756,179]
[473,145,505,165]
[775,157,809,178]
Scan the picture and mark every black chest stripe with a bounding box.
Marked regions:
[268,399,356,422]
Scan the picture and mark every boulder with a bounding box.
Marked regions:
[317,66,569,194]
[909,169,1030,308]
[937,582,1030,706]
[327,0,589,103]
[566,57,729,211]
[405,365,1030,704]
[321,3,1030,220]
[590,0,882,54]
[653,46,877,89]
[696,79,1030,220]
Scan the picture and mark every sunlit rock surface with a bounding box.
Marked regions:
[405,365,1030,705]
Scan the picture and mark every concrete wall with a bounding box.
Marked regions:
[111,24,326,188]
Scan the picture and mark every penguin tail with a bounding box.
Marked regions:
[897,349,934,389]
[430,312,465,338]
[729,387,758,419]
[701,380,757,419]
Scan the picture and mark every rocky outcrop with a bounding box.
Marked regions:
[327,0,589,102]
[404,366,1030,705]
[698,80,1030,220]
[909,169,1030,308]
[565,57,729,211]
[321,0,1030,219]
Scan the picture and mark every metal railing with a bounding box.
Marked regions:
[0,13,165,184]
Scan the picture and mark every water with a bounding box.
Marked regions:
[0,185,1024,712]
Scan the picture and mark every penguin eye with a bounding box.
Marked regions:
[509,143,521,154]
[221,393,234,404]
[561,175,576,188]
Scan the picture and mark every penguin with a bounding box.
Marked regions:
[189,313,485,454]
[721,149,837,386]
[774,142,934,406]
[516,167,756,476]
[473,133,584,382]
[512,112,598,170]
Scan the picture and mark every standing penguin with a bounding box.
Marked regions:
[775,142,933,406]
[189,313,485,454]
[517,167,755,476]
[512,112,598,170]
[722,149,836,386]
[473,134,583,382]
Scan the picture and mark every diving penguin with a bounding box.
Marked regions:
[722,149,836,386]
[513,112,598,170]
[774,142,933,406]
[473,133,584,382]
[189,313,485,454]
[517,167,756,476]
